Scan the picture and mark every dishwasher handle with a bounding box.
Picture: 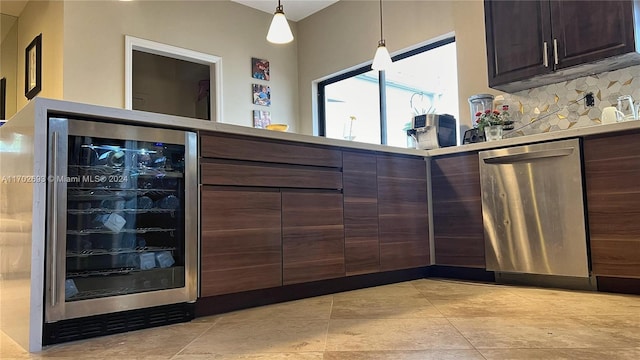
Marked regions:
[482,147,575,164]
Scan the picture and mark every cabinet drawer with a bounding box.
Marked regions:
[201,161,343,189]
[201,133,342,167]
[377,155,427,180]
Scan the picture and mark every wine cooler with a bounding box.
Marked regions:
[44,117,197,343]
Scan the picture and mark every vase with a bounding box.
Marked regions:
[484,124,503,141]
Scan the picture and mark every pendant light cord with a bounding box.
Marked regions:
[379,0,384,41]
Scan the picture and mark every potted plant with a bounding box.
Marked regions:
[475,105,510,141]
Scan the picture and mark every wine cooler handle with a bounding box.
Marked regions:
[51,131,59,307]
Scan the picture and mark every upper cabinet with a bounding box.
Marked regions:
[485,0,640,92]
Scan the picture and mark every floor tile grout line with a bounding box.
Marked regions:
[169,316,221,359]
[322,295,334,354]
[442,314,488,357]
[416,278,493,359]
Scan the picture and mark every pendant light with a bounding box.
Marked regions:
[267,0,294,44]
[372,0,392,71]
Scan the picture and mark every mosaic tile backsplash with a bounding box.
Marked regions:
[499,64,640,137]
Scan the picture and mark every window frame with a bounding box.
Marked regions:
[317,37,455,144]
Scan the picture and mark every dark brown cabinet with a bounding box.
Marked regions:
[199,132,344,295]
[485,0,552,89]
[343,151,380,276]
[431,152,485,268]
[282,191,345,285]
[198,132,433,296]
[200,189,282,296]
[485,0,640,92]
[377,155,429,271]
[584,132,640,279]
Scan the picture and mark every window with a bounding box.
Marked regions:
[318,38,458,147]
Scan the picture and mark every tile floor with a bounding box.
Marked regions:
[2,278,640,359]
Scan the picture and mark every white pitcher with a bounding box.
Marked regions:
[601,107,624,124]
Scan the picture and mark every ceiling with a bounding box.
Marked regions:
[0,0,28,17]
[231,0,338,21]
[0,1,337,21]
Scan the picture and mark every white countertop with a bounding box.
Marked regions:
[25,98,427,157]
[14,98,640,158]
[427,120,640,156]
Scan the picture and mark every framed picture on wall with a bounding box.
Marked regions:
[252,84,271,106]
[253,110,271,129]
[1,77,6,120]
[25,33,42,100]
[251,57,270,81]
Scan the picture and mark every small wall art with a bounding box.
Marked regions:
[25,33,42,100]
[253,110,271,129]
[252,84,271,106]
[1,77,6,120]
[251,57,270,81]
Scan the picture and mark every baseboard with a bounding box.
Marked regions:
[427,265,496,282]
[494,271,597,291]
[196,267,429,317]
[596,276,640,295]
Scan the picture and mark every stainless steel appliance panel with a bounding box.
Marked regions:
[46,118,197,322]
[479,138,589,278]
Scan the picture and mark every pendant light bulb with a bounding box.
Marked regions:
[372,40,392,71]
[267,1,294,44]
[371,0,392,71]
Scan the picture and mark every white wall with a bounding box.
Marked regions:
[297,0,501,135]
[62,0,299,130]
[1,14,19,119]
[15,0,64,111]
[11,0,503,135]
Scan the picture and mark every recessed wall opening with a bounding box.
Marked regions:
[125,36,222,122]
[132,51,210,120]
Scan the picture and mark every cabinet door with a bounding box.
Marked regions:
[200,188,282,296]
[377,155,429,271]
[584,133,640,278]
[282,191,345,285]
[431,153,485,268]
[551,1,635,70]
[484,0,552,87]
[343,151,379,276]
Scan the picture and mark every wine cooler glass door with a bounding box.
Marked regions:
[46,118,197,322]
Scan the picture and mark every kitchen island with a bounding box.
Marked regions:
[1,98,639,352]
[0,98,428,352]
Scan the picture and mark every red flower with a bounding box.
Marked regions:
[484,109,491,114]
[502,105,509,111]
[493,110,500,115]
[475,111,482,117]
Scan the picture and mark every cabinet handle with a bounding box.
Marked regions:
[51,131,59,307]
[553,38,559,65]
[543,42,549,67]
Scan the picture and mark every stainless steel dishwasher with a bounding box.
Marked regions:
[479,138,589,279]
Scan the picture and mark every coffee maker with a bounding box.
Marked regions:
[407,113,457,149]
